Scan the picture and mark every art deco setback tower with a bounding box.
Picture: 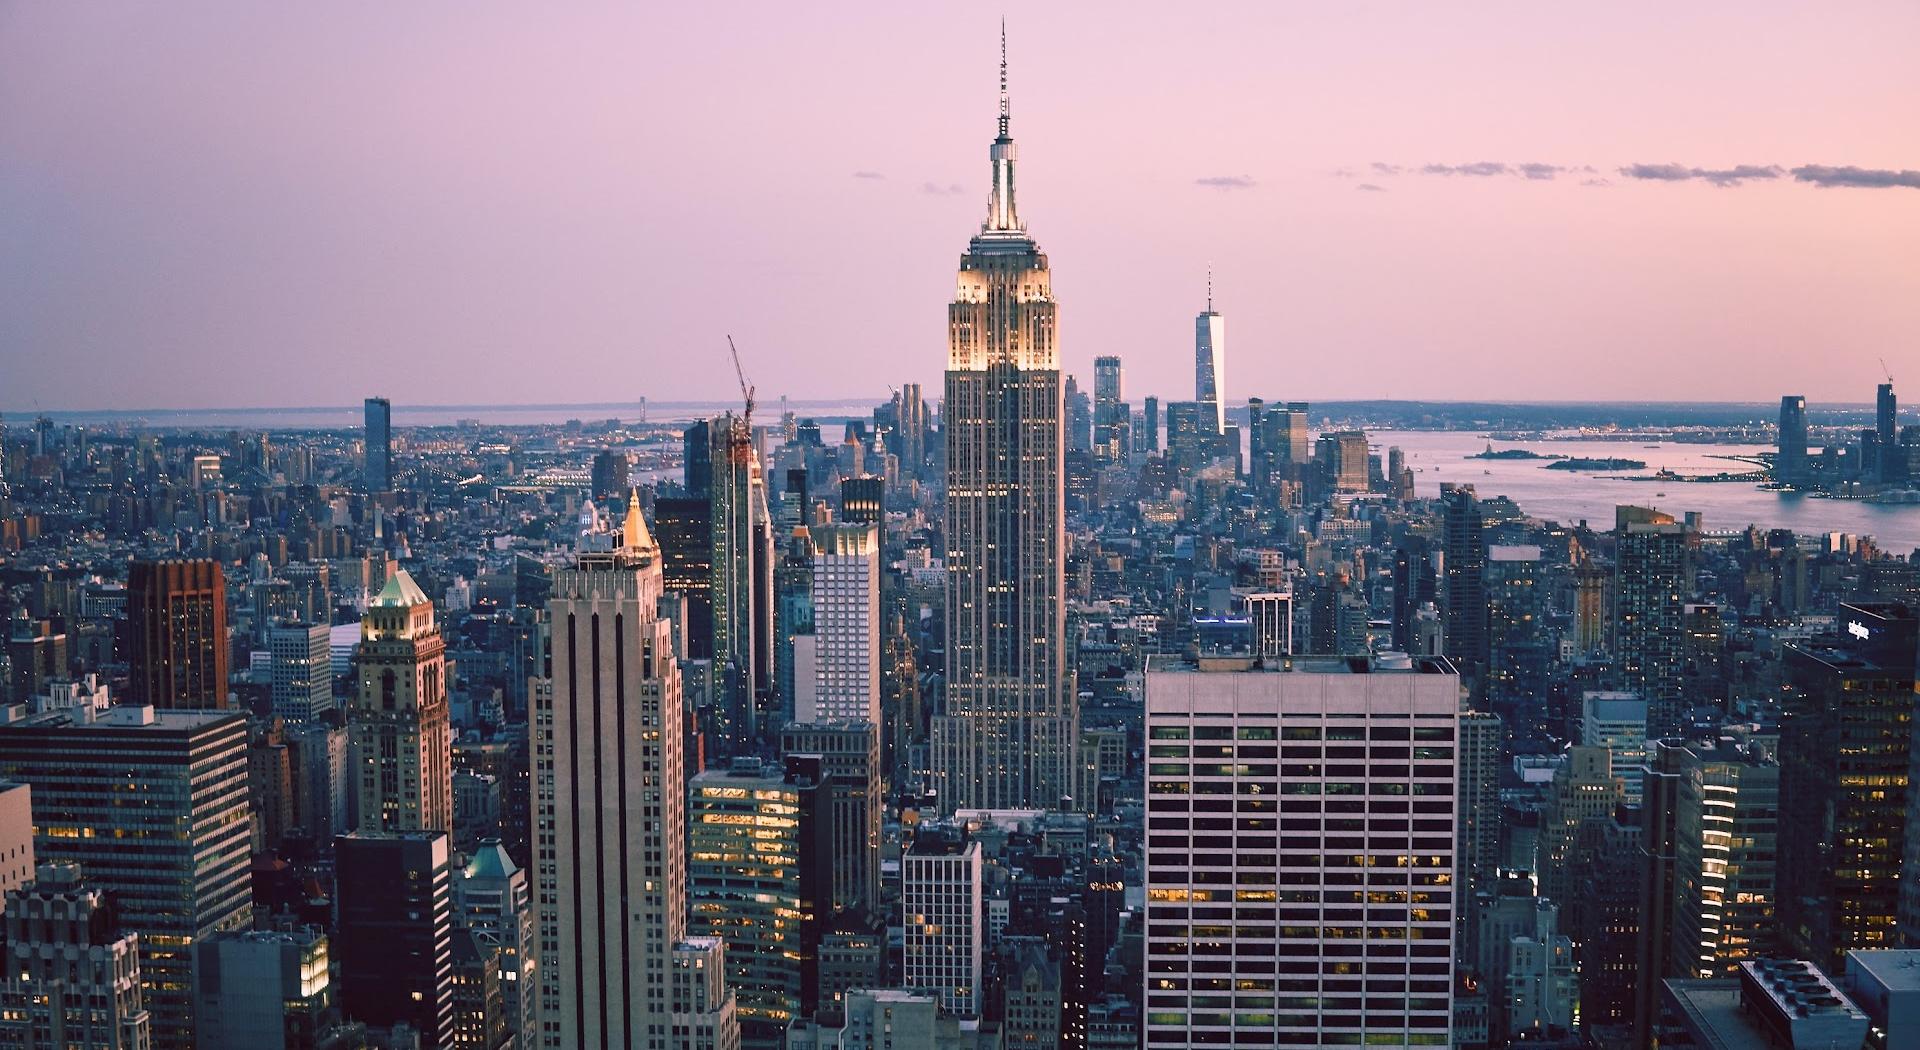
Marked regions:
[536,499,739,1050]
[934,29,1076,812]
[352,569,453,833]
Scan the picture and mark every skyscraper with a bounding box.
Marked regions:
[351,568,453,834]
[934,31,1076,813]
[1615,512,1689,734]
[689,760,802,1049]
[1195,274,1226,434]
[1092,355,1130,466]
[0,863,152,1049]
[1780,603,1916,972]
[0,706,252,1050]
[269,621,333,722]
[801,523,880,724]
[1776,395,1809,487]
[127,556,230,709]
[1879,381,1902,483]
[704,412,777,758]
[1143,653,1460,1049]
[902,831,984,1018]
[780,721,883,917]
[536,499,739,1050]
[1441,485,1487,682]
[1666,739,1778,978]
[365,396,392,492]
[336,831,456,1049]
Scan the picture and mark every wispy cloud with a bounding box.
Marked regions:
[1791,164,1920,189]
[920,182,966,196]
[1195,175,1257,190]
[1422,161,1510,177]
[1357,183,1387,192]
[1368,161,1592,182]
[1616,163,1782,186]
[851,170,886,180]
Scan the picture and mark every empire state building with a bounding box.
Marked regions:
[933,30,1077,812]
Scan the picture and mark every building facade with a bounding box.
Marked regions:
[934,41,1076,812]
[1143,654,1460,1049]
[127,557,230,709]
[351,569,453,833]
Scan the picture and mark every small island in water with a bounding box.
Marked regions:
[1469,444,1557,461]
[1545,457,1647,471]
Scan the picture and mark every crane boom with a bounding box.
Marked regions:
[727,335,755,428]
[1881,357,1895,384]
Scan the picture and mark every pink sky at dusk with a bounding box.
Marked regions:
[3,2,1918,410]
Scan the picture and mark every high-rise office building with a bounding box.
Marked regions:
[351,569,453,834]
[896,382,929,478]
[1441,485,1486,682]
[456,840,537,1045]
[1143,653,1459,1050]
[270,621,334,723]
[655,495,716,660]
[839,476,885,525]
[591,449,631,500]
[1092,355,1130,466]
[536,501,739,1050]
[934,36,1075,813]
[1318,430,1370,494]
[1781,603,1916,971]
[1777,395,1809,487]
[196,927,337,1050]
[1667,739,1779,979]
[1143,396,1161,453]
[365,396,392,492]
[0,863,151,1049]
[1615,512,1689,734]
[1580,692,1649,804]
[0,706,251,1050]
[128,556,230,709]
[689,760,802,1049]
[781,721,883,916]
[336,830,456,1048]
[3,610,65,707]
[799,523,880,724]
[1485,544,1545,705]
[1879,382,1903,483]
[704,413,777,757]
[1457,708,1503,961]
[1195,279,1226,434]
[903,830,984,1018]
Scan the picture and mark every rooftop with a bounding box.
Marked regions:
[1147,652,1458,676]
[1846,949,1920,993]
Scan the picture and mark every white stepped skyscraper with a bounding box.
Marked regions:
[933,25,1077,812]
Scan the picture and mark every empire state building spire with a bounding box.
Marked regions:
[985,20,1021,234]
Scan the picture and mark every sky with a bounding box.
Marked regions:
[3,3,1918,411]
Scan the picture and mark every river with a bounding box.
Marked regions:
[1374,430,1920,552]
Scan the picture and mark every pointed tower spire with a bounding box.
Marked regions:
[1207,262,1214,312]
[984,21,1021,234]
[621,487,654,552]
[998,18,1010,139]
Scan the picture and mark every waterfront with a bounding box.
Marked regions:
[1379,429,1920,552]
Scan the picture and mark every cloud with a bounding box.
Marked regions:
[919,182,966,195]
[1421,161,1509,177]
[1195,175,1257,190]
[1356,183,1387,192]
[851,170,885,180]
[1617,163,1782,186]
[1791,164,1920,189]
[1582,177,1611,187]
[1331,167,1358,178]
[1370,162,1404,176]
[1517,163,1564,180]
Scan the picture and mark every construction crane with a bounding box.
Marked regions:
[1881,357,1896,385]
[727,335,755,428]
[726,335,755,465]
